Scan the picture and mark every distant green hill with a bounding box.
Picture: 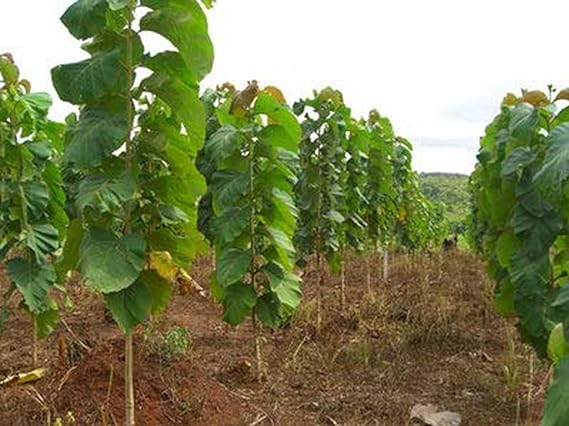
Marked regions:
[420,172,469,235]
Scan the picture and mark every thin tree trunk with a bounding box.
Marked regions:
[383,249,389,282]
[316,251,322,332]
[340,255,346,310]
[125,333,135,426]
[366,251,371,293]
[252,310,262,382]
[31,315,38,368]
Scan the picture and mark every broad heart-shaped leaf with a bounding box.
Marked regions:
[548,323,569,363]
[509,103,538,142]
[52,48,126,105]
[104,279,151,334]
[55,220,84,282]
[495,229,520,268]
[209,207,249,245]
[510,250,550,356]
[221,281,257,326]
[22,181,50,219]
[64,104,128,168]
[61,0,109,40]
[43,162,69,237]
[501,147,536,180]
[204,125,242,163]
[6,257,56,314]
[211,170,250,210]
[256,293,282,328]
[254,93,301,143]
[147,222,207,267]
[23,224,60,261]
[22,93,53,117]
[80,229,145,293]
[104,270,172,334]
[534,123,569,201]
[142,52,206,146]
[76,172,136,214]
[510,196,563,259]
[140,0,214,80]
[258,124,298,152]
[263,261,302,312]
[542,357,569,426]
[35,301,59,338]
[216,248,251,288]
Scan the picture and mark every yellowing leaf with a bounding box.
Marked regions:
[0,368,48,387]
[230,80,259,117]
[216,81,236,94]
[317,87,344,106]
[147,251,177,281]
[521,89,549,108]
[177,269,204,296]
[262,86,286,104]
[501,93,520,107]
[555,88,569,102]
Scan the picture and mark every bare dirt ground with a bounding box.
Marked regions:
[0,250,547,425]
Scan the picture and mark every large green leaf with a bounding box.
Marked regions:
[263,261,302,312]
[61,0,109,40]
[35,301,60,338]
[216,248,251,288]
[254,93,301,142]
[209,207,249,245]
[76,172,136,214]
[140,0,214,80]
[80,229,145,293]
[535,123,569,201]
[22,93,53,117]
[221,281,256,326]
[211,171,249,209]
[142,52,206,146]
[501,147,536,180]
[509,103,538,142]
[542,358,569,426]
[495,230,520,268]
[55,220,84,282]
[6,258,56,314]
[23,224,60,261]
[510,204,562,258]
[147,223,207,267]
[104,279,152,334]
[256,293,282,328]
[204,125,242,163]
[64,104,128,168]
[51,49,126,105]
[510,250,550,355]
[22,181,50,219]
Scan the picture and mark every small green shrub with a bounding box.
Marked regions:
[143,325,192,364]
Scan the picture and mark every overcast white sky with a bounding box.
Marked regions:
[2,0,569,174]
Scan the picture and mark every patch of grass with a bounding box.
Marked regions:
[142,325,193,364]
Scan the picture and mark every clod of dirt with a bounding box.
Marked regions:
[410,403,461,426]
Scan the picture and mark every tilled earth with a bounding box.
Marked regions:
[0,251,546,425]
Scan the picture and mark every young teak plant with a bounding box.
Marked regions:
[470,88,569,425]
[338,118,369,308]
[294,87,348,330]
[51,1,214,424]
[363,110,396,287]
[0,54,67,367]
[199,82,302,380]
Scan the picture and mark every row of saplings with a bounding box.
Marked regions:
[0,2,445,424]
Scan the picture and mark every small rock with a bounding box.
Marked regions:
[410,404,461,426]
